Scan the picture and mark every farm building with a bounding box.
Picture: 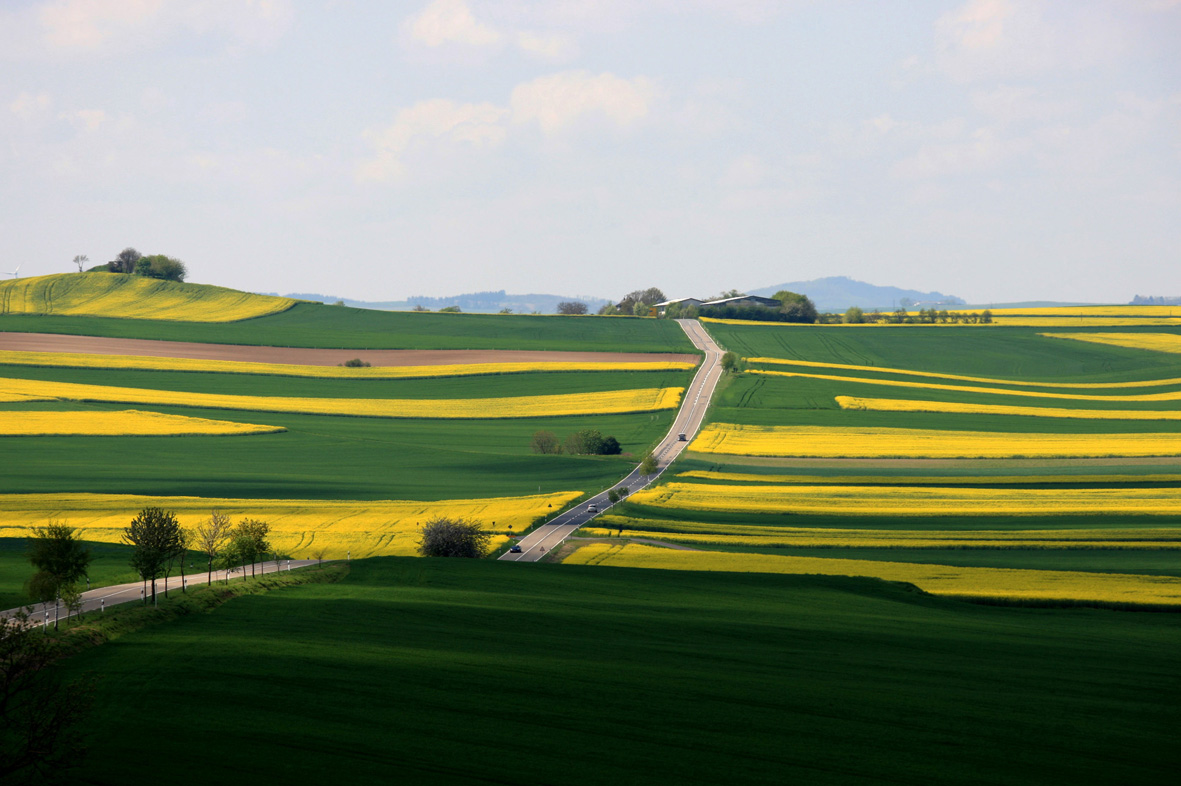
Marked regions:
[698,295,782,310]
[653,297,704,315]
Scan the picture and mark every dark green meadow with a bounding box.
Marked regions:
[0,304,696,353]
[55,557,1181,785]
[0,539,142,610]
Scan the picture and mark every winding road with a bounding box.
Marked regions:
[500,319,725,563]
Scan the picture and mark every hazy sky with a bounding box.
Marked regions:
[2,0,1178,303]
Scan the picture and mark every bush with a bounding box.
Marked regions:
[417,517,491,558]
[340,358,371,368]
[564,429,622,455]
[531,430,562,454]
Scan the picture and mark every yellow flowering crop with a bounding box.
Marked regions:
[580,526,1181,550]
[631,480,1181,516]
[750,369,1181,401]
[748,357,1181,389]
[1041,332,1181,356]
[990,317,1181,327]
[0,391,52,403]
[0,409,284,436]
[0,273,295,322]
[689,423,1181,458]
[0,491,581,559]
[563,543,1181,607]
[678,469,1181,486]
[0,376,683,419]
[0,350,696,379]
[836,395,1181,420]
[989,305,1181,316]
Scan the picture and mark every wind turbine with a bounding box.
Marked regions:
[2,265,19,278]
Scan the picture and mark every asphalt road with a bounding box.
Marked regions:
[3,559,321,627]
[500,319,725,563]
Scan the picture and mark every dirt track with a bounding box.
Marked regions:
[0,332,698,367]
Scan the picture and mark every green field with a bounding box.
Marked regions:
[52,557,1181,784]
[0,303,697,352]
[0,539,146,610]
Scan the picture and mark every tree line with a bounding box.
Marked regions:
[80,246,188,282]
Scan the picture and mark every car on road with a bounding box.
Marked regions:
[509,545,522,553]
[678,433,688,441]
[587,504,598,513]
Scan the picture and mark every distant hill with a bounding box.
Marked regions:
[751,274,963,311]
[279,290,611,314]
[0,273,296,322]
[747,276,965,312]
[1131,295,1181,306]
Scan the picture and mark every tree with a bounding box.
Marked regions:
[843,306,865,324]
[531,430,562,455]
[71,254,87,273]
[615,287,666,315]
[230,519,271,579]
[981,309,993,324]
[108,247,141,274]
[564,429,621,455]
[0,613,95,781]
[123,508,180,605]
[557,301,588,315]
[598,436,622,455]
[438,305,461,313]
[137,254,187,282]
[193,510,230,586]
[773,290,818,323]
[26,523,92,630]
[607,489,620,504]
[639,453,657,476]
[161,527,189,597]
[417,517,491,558]
[311,546,328,568]
[721,352,740,372]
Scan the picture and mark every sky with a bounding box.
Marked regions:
[1,0,1179,304]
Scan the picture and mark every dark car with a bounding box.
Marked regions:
[678,433,688,441]
[509,545,522,553]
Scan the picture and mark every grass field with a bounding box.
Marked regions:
[50,556,1181,784]
[0,302,697,352]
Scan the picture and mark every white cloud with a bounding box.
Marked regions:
[893,127,1031,179]
[63,108,108,131]
[934,0,1128,82]
[405,0,501,48]
[510,71,655,134]
[516,30,579,62]
[357,98,508,182]
[9,92,53,122]
[2,0,292,55]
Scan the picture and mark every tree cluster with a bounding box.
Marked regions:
[598,288,666,316]
[102,247,187,282]
[556,301,588,315]
[417,517,490,558]
[531,429,622,455]
[845,307,993,324]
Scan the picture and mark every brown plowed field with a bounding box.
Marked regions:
[0,332,699,367]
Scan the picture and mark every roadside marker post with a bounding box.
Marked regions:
[101,598,105,613]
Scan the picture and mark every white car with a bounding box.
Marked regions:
[587,504,598,513]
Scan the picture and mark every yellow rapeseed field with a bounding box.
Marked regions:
[1042,332,1181,356]
[689,423,1181,458]
[836,395,1181,420]
[750,368,1181,401]
[630,480,1181,516]
[0,391,52,403]
[748,356,1181,389]
[678,469,1181,486]
[0,376,683,419]
[989,305,1181,316]
[563,543,1181,607]
[0,491,581,559]
[990,317,1181,327]
[0,410,284,436]
[0,350,695,379]
[0,273,295,322]
[580,524,1181,550]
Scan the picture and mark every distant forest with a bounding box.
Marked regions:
[1131,295,1181,305]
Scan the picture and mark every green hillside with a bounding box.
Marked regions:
[56,557,1181,784]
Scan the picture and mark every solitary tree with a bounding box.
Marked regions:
[843,306,865,324]
[123,507,181,605]
[639,453,658,476]
[193,510,231,586]
[721,351,740,373]
[71,254,88,273]
[418,517,491,558]
[773,290,818,323]
[556,301,588,315]
[26,523,92,630]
